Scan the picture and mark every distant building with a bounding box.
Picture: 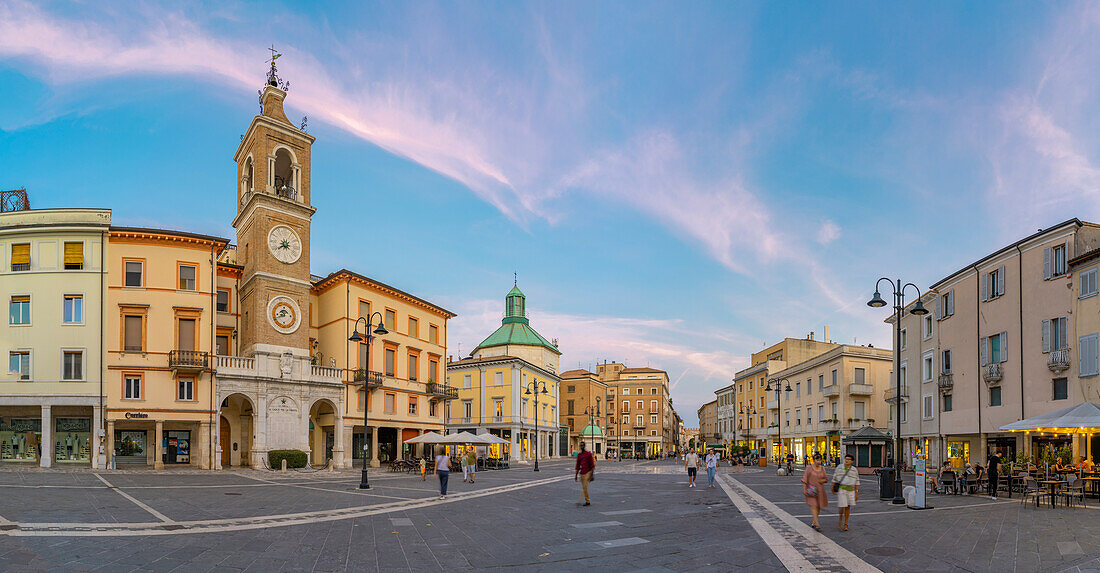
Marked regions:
[596,362,677,458]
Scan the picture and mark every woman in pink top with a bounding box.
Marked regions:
[802,453,829,531]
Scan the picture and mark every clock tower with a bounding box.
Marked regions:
[232,62,315,357]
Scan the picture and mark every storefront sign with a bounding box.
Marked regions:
[56,418,90,432]
[124,412,149,419]
[1,418,41,433]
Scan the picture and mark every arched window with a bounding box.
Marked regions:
[273,148,295,199]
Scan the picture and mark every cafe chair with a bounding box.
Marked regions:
[1062,475,1086,508]
[1020,477,1047,508]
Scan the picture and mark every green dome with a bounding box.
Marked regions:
[474,282,561,355]
[580,425,603,436]
[507,285,525,298]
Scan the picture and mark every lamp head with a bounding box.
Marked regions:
[348,330,362,343]
[373,323,388,336]
[525,387,532,395]
[910,300,929,316]
[867,291,887,308]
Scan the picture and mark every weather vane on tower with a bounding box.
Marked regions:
[265,45,290,91]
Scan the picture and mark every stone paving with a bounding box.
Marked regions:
[0,460,1097,571]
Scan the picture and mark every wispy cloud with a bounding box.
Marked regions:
[817,220,841,245]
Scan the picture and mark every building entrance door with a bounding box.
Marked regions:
[220,417,230,467]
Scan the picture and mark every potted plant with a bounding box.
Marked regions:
[425,378,436,393]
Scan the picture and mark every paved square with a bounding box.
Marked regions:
[1,461,1098,572]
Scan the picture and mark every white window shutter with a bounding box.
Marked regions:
[998,265,1005,295]
[948,291,955,316]
[936,295,943,319]
[1058,317,1068,351]
[1079,335,1088,374]
[1001,332,1008,362]
[1091,335,1099,376]
[982,273,989,301]
[980,337,988,366]
[1042,320,1051,353]
[1044,247,1052,279]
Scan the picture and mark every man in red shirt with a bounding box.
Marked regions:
[575,441,596,506]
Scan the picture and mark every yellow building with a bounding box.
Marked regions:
[559,369,608,456]
[697,399,718,451]
[446,284,562,462]
[1,208,110,468]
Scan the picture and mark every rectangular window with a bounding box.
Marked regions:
[818,375,823,391]
[1043,317,1070,352]
[408,398,417,415]
[384,348,395,377]
[9,351,30,380]
[216,290,230,313]
[650,399,657,412]
[177,318,196,351]
[900,328,907,350]
[429,324,439,344]
[494,371,503,385]
[818,404,824,421]
[982,332,1008,364]
[990,386,1002,407]
[463,374,471,388]
[384,393,395,414]
[854,401,866,419]
[1081,267,1099,299]
[941,349,952,373]
[495,400,503,417]
[62,350,83,380]
[178,377,194,400]
[1053,378,1068,400]
[124,375,141,399]
[428,358,438,383]
[63,295,83,324]
[854,368,866,385]
[63,242,84,270]
[937,290,955,319]
[785,411,790,427]
[358,301,370,320]
[900,403,907,423]
[429,401,438,417]
[943,393,953,412]
[806,378,811,395]
[795,382,801,397]
[922,353,933,383]
[124,315,143,351]
[651,415,657,424]
[1047,244,1068,278]
[407,354,418,381]
[124,260,143,287]
[10,243,30,271]
[216,335,229,356]
[1079,333,1100,377]
[178,264,197,290]
[384,309,396,331]
[9,295,29,325]
[807,408,812,425]
[983,266,1005,300]
[831,369,838,386]
[922,394,933,419]
[636,415,643,426]
[408,317,418,338]
[923,313,934,339]
[463,401,472,419]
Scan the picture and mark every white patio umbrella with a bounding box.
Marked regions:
[403,431,446,444]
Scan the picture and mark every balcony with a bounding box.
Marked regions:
[983,363,1003,385]
[767,400,778,410]
[633,422,647,428]
[425,381,459,400]
[351,369,384,389]
[884,385,909,403]
[938,372,954,392]
[848,383,873,396]
[819,420,839,431]
[1048,349,1071,373]
[169,350,208,372]
[823,385,840,398]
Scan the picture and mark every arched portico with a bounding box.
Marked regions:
[219,393,255,468]
[308,398,343,466]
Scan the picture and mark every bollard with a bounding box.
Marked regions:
[329,460,336,472]
[281,458,287,473]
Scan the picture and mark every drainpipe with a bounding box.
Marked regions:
[99,228,106,469]
[974,265,983,455]
[1016,245,1025,427]
[210,243,217,470]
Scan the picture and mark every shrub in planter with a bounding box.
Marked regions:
[269,449,308,469]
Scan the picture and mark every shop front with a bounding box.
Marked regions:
[109,411,211,469]
[54,418,93,464]
[1,417,41,463]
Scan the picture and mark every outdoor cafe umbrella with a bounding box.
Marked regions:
[999,402,1100,432]
[403,431,446,444]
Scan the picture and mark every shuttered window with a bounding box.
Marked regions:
[177,319,196,351]
[124,260,143,287]
[124,315,143,351]
[62,351,83,380]
[178,265,197,290]
[1081,267,1099,299]
[1042,317,1069,353]
[10,243,30,271]
[1079,334,1099,377]
[9,295,30,325]
[63,242,83,270]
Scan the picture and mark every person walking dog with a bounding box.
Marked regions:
[575,441,595,506]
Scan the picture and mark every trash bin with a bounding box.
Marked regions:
[876,467,895,500]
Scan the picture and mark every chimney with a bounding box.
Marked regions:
[809,331,814,341]
[824,325,831,343]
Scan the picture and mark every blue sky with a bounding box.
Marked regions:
[3,1,1100,425]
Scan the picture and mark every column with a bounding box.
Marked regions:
[395,427,405,460]
[333,414,345,469]
[370,425,380,468]
[154,420,164,469]
[251,396,267,469]
[106,419,115,470]
[40,404,52,468]
[198,422,211,470]
[510,430,521,462]
[91,407,103,469]
[416,429,424,458]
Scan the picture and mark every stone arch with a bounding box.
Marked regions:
[219,393,255,468]
[308,398,340,465]
[269,145,300,200]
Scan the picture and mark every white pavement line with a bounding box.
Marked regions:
[243,475,414,500]
[5,474,573,537]
[599,509,651,516]
[716,476,819,573]
[93,474,173,523]
[726,475,881,573]
[786,499,1018,518]
[571,521,623,528]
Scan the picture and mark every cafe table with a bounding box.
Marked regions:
[1037,479,1066,508]
[1006,474,1028,498]
[1079,476,1100,501]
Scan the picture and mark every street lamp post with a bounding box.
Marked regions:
[524,380,548,471]
[868,278,929,505]
[348,313,388,490]
[766,377,793,476]
[585,397,601,455]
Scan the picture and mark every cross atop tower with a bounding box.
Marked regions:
[265,46,288,90]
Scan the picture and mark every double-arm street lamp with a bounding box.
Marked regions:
[765,377,793,476]
[348,313,388,490]
[868,277,929,505]
[737,404,756,454]
[525,380,549,471]
[584,397,601,455]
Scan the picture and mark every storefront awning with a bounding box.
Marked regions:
[999,402,1100,432]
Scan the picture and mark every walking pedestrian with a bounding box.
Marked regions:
[705,450,719,488]
[832,453,859,531]
[419,456,427,481]
[434,449,450,500]
[987,449,1002,500]
[465,448,478,484]
[685,448,700,488]
[575,441,595,506]
[802,453,828,531]
[461,448,470,482]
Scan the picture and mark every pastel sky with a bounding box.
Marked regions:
[3,1,1100,426]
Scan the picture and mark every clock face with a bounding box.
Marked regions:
[267,225,302,264]
[267,296,301,334]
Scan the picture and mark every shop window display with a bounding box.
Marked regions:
[947,441,970,468]
[115,430,147,461]
[54,418,91,463]
[1,418,42,462]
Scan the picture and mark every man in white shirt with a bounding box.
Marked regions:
[705,451,719,488]
[832,453,860,531]
[684,449,700,488]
